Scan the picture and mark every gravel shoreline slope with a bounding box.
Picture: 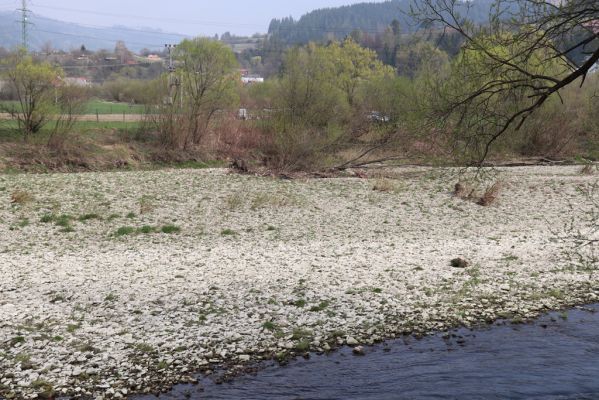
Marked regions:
[1,166,598,399]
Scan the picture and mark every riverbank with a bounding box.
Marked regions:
[1,166,598,399]
[137,304,599,399]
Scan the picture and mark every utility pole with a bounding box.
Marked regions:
[17,0,32,52]
[165,44,179,105]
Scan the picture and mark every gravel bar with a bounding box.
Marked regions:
[1,166,598,399]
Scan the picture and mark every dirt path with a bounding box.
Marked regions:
[0,113,145,122]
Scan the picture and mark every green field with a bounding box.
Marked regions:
[0,120,141,143]
[84,100,147,115]
[0,100,147,115]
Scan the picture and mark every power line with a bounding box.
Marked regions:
[32,3,265,29]
[32,28,168,50]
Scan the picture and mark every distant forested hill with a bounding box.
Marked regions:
[268,0,495,44]
[0,11,188,52]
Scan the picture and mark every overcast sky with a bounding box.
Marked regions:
[10,1,383,36]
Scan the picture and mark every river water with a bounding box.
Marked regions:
[139,304,599,400]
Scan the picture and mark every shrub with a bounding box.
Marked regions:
[10,190,34,205]
[477,181,502,207]
[372,179,395,192]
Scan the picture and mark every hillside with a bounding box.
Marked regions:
[0,11,189,52]
[268,0,495,44]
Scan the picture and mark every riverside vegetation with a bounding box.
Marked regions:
[1,31,599,173]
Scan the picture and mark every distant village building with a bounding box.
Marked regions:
[238,69,263,84]
[241,75,264,84]
[62,77,92,87]
[147,54,163,62]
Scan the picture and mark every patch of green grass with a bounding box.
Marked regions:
[30,379,54,396]
[14,353,31,363]
[291,327,312,340]
[66,323,80,333]
[221,228,237,236]
[309,301,330,312]
[295,339,310,352]
[76,343,98,353]
[104,293,118,302]
[84,100,146,115]
[139,195,155,215]
[262,321,278,331]
[161,225,181,234]
[135,343,154,353]
[225,193,245,210]
[115,226,135,237]
[9,336,25,347]
[137,225,157,234]
[559,311,568,320]
[548,289,565,300]
[55,215,73,228]
[293,299,307,308]
[78,213,101,222]
[40,214,55,223]
[126,212,136,219]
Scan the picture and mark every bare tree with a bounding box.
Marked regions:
[47,84,88,152]
[412,0,599,163]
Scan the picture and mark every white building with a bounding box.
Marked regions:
[241,76,264,84]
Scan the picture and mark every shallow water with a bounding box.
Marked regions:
[139,304,599,400]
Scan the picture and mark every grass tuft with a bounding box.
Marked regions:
[372,179,395,193]
[115,226,136,237]
[138,225,157,234]
[161,225,181,234]
[78,213,101,222]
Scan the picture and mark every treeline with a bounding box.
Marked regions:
[2,36,599,172]
[267,0,494,44]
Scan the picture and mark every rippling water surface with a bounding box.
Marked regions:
[139,304,599,400]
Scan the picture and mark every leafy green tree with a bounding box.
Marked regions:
[413,0,599,162]
[176,38,239,146]
[329,38,394,106]
[430,34,569,161]
[0,54,63,140]
[151,38,239,149]
[260,40,399,170]
[396,40,449,78]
